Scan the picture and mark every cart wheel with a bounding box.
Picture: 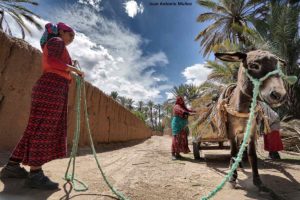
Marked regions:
[218,142,224,149]
[193,142,201,160]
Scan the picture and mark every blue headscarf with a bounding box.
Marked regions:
[40,23,58,48]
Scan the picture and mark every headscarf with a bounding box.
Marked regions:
[57,22,75,34]
[175,96,188,110]
[175,96,195,113]
[40,22,75,48]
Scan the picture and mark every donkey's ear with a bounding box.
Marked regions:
[215,52,247,62]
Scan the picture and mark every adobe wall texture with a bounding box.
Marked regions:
[0,31,152,150]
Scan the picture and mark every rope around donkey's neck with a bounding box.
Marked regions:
[64,64,130,200]
[201,64,292,200]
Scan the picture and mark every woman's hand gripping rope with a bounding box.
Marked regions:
[67,60,84,77]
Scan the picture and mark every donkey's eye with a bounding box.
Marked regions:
[249,64,260,71]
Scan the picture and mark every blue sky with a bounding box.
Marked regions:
[17,0,212,103]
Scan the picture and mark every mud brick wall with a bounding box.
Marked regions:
[0,31,152,150]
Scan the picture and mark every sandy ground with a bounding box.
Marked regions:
[0,135,300,200]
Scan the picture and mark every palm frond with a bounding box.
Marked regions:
[3,17,11,35]
[6,10,31,38]
[1,0,38,6]
[197,12,225,22]
[0,0,40,38]
[196,0,266,56]
[8,4,39,16]
[22,14,42,30]
[197,0,218,9]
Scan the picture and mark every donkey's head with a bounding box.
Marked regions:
[215,50,287,107]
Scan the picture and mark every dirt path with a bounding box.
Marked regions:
[1,135,300,200]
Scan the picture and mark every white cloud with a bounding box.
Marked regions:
[124,0,144,18]
[182,63,211,85]
[3,4,170,103]
[52,5,170,102]
[165,92,174,100]
[78,0,102,11]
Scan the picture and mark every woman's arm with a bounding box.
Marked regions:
[186,108,197,113]
[174,105,186,117]
[47,38,84,77]
[66,65,84,77]
[46,37,69,71]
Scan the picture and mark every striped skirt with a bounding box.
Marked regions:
[10,72,69,166]
[171,128,191,154]
[264,130,283,152]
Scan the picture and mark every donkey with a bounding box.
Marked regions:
[214,50,287,189]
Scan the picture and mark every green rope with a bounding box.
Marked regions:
[201,63,297,200]
[63,63,130,200]
[82,75,129,200]
[64,73,89,191]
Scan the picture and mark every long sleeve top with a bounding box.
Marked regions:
[42,37,72,81]
[173,104,193,119]
[260,102,280,131]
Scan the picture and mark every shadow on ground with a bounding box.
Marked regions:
[0,177,58,200]
[78,139,148,155]
[0,139,148,168]
[201,153,300,200]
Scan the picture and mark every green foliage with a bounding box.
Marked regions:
[196,0,300,119]
[205,60,239,84]
[137,101,144,112]
[118,96,127,106]
[125,98,134,110]
[195,0,267,56]
[110,91,118,100]
[170,84,201,103]
[132,110,146,122]
[153,123,164,132]
[253,1,300,118]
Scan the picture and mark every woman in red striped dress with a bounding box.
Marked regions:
[0,22,84,190]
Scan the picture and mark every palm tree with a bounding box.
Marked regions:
[153,110,158,128]
[156,104,162,126]
[252,1,300,118]
[205,60,239,84]
[198,81,223,93]
[147,100,154,129]
[163,101,173,117]
[137,101,144,112]
[0,0,42,39]
[110,91,118,100]
[170,84,201,104]
[195,0,267,56]
[126,98,134,110]
[170,84,187,99]
[118,96,127,107]
[161,101,174,129]
[153,104,162,128]
[185,84,201,103]
[143,106,149,119]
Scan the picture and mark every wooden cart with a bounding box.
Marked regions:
[192,131,229,160]
[190,106,230,160]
